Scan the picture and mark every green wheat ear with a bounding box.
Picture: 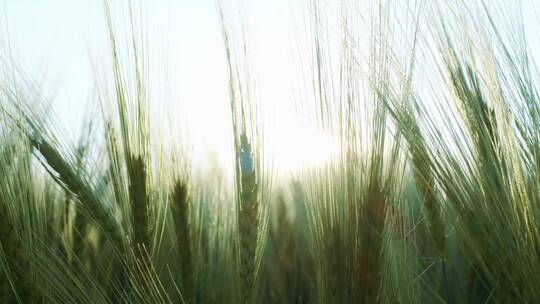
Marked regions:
[0,139,36,302]
[405,110,446,257]
[29,135,125,248]
[238,133,259,303]
[0,193,34,302]
[128,154,151,252]
[171,178,194,303]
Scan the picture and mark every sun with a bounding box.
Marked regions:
[264,120,340,174]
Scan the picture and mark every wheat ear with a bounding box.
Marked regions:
[171,179,194,303]
[0,195,34,302]
[30,136,124,248]
[128,154,151,251]
[238,134,259,303]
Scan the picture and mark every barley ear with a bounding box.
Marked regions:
[128,154,151,252]
[238,134,259,303]
[171,179,194,303]
[0,196,34,302]
[398,109,446,257]
[30,136,125,248]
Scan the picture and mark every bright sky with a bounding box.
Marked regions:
[1,0,539,176]
[0,0,337,175]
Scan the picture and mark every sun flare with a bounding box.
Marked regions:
[265,121,340,173]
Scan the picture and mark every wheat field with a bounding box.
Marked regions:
[1,0,540,303]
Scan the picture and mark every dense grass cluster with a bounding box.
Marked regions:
[1,0,540,303]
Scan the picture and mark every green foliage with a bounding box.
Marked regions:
[1,0,540,303]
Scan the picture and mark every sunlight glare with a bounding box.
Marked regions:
[265,121,340,174]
